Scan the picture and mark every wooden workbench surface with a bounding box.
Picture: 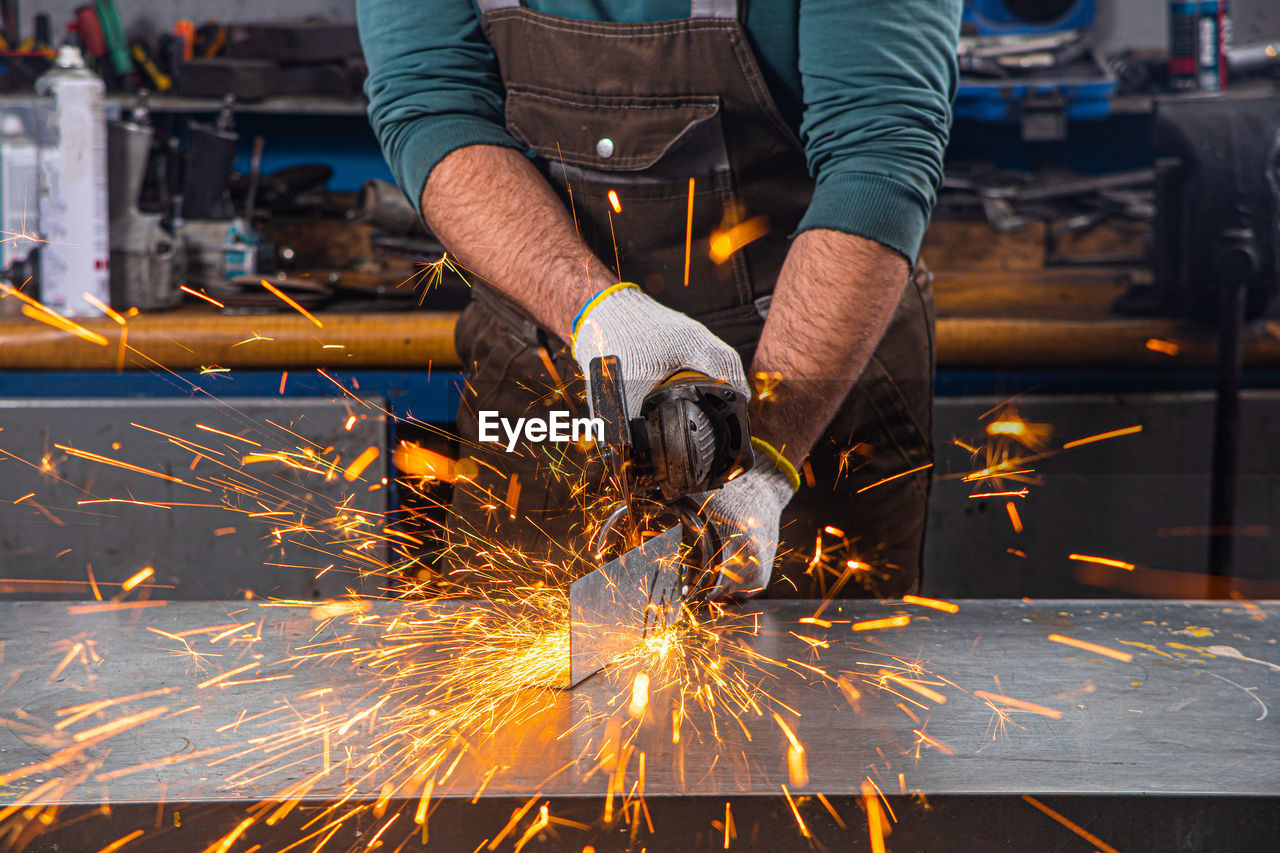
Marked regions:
[1,222,1275,371]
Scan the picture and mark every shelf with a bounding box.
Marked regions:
[0,92,368,117]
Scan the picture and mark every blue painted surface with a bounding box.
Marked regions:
[936,369,1280,397]
[0,371,463,424]
[5,369,1280,411]
[231,114,395,194]
[963,0,1095,35]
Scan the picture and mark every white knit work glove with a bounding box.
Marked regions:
[571,283,750,419]
[699,439,800,600]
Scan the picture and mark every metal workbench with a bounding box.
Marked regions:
[1,599,1277,851]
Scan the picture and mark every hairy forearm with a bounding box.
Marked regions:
[749,229,909,466]
[420,145,616,340]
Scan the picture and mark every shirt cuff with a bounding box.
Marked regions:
[390,115,525,219]
[795,171,932,263]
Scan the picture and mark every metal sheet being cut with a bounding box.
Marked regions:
[568,524,683,686]
[2,599,1280,851]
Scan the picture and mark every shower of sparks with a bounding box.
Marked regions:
[0,259,1174,852]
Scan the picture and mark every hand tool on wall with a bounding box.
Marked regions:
[107,90,184,310]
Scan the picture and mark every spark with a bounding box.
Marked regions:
[231,333,275,347]
[973,690,1063,719]
[987,420,1024,436]
[121,567,154,592]
[912,727,955,756]
[856,462,933,494]
[815,792,846,828]
[260,279,323,327]
[512,803,549,853]
[55,443,210,490]
[1145,337,1180,356]
[1068,553,1135,571]
[780,784,810,838]
[901,595,959,614]
[181,285,225,307]
[1062,424,1143,450]
[66,601,167,614]
[628,673,650,718]
[851,615,911,632]
[607,190,622,214]
[1022,795,1120,853]
[709,216,769,265]
[204,817,254,853]
[344,446,381,482]
[94,829,145,852]
[1047,633,1133,662]
[879,670,947,704]
[684,178,695,286]
[1006,501,1023,532]
[753,370,783,401]
[2,281,109,345]
[1229,591,1267,620]
[861,778,889,853]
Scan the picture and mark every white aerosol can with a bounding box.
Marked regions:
[34,45,110,316]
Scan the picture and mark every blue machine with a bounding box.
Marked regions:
[957,0,1116,140]
[963,0,1096,36]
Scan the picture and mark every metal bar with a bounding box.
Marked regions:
[1210,279,1247,582]
[1,599,1276,805]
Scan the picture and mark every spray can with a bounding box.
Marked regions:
[1169,1,1200,91]
[34,45,110,316]
[0,102,41,284]
[1197,1,1224,91]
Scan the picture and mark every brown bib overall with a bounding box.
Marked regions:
[448,0,934,598]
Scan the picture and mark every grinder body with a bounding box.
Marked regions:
[588,355,754,505]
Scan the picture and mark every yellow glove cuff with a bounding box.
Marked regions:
[751,437,802,492]
[570,282,640,349]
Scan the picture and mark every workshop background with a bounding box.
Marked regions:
[4,0,1280,602]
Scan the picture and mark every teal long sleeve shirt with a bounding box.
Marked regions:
[358,0,961,261]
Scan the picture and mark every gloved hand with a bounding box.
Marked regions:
[698,438,800,600]
[571,283,749,418]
